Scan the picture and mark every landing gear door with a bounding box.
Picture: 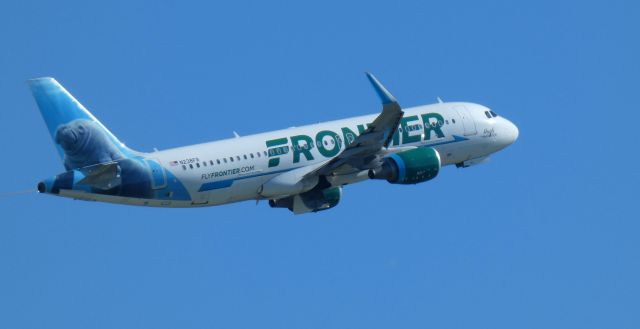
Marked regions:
[455,105,477,136]
[145,159,167,190]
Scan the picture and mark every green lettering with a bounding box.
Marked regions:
[290,135,315,163]
[266,137,288,147]
[421,113,445,140]
[265,137,288,167]
[341,127,358,146]
[316,130,341,158]
[401,115,421,144]
[357,124,370,134]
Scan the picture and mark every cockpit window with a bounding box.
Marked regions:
[484,111,492,119]
[490,111,498,117]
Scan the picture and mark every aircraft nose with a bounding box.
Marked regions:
[505,120,520,144]
[495,118,519,148]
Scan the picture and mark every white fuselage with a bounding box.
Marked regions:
[69,102,517,208]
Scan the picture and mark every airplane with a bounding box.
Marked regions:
[31,73,518,214]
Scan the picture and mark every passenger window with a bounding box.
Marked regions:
[264,151,268,156]
[189,164,194,169]
[182,165,187,170]
[230,157,234,162]
[445,120,449,125]
[217,159,221,164]
[196,163,200,168]
[485,111,491,119]
[203,161,207,167]
[452,119,456,124]
[250,153,254,159]
[210,160,214,165]
[223,158,227,163]
[236,156,241,161]
[257,152,261,158]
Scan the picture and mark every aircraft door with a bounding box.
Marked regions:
[455,105,478,136]
[145,159,167,189]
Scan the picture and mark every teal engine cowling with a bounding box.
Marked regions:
[269,186,342,214]
[368,147,441,184]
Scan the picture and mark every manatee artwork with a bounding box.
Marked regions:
[55,119,125,170]
[53,119,153,199]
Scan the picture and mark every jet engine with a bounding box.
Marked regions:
[368,147,440,184]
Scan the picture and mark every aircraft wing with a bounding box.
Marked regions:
[304,73,404,178]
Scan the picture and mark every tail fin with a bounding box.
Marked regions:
[28,78,136,170]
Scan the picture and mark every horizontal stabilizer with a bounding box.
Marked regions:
[77,162,122,190]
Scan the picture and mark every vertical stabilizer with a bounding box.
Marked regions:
[28,78,135,170]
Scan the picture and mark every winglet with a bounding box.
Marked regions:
[365,72,397,105]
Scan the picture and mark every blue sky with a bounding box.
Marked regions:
[1,0,639,328]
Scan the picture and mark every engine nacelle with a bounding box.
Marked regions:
[368,147,441,184]
[269,186,342,214]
